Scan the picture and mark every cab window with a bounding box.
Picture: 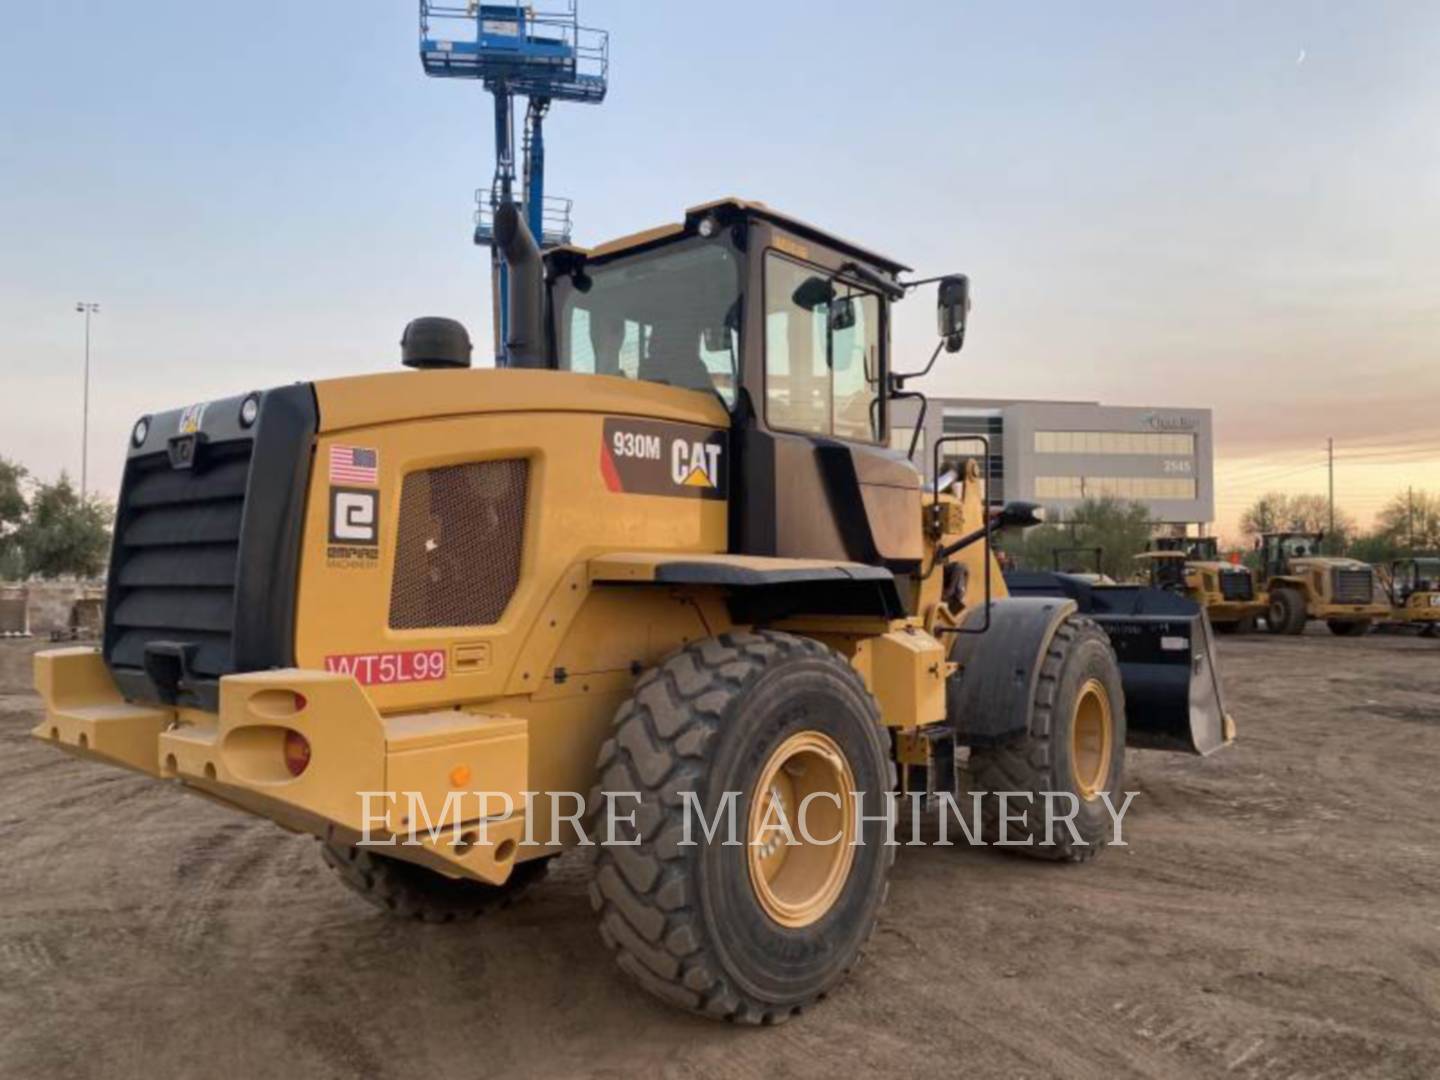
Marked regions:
[555,239,740,405]
[764,252,881,441]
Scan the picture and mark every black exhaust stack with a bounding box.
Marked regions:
[493,202,548,368]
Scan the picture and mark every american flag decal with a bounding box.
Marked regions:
[329,445,379,485]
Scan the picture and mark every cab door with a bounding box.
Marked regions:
[733,243,922,572]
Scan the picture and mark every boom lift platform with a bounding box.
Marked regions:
[419,2,608,351]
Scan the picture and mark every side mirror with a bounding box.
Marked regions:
[937,275,970,353]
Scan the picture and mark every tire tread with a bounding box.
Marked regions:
[587,630,893,1024]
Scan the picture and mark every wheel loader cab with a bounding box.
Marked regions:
[547,200,927,584]
[1261,531,1324,578]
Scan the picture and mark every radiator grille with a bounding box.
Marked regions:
[1218,571,1254,601]
[389,459,528,629]
[107,441,251,680]
[1332,567,1374,605]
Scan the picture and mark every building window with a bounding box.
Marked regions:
[890,426,924,457]
[1034,431,1195,456]
[1034,475,1197,500]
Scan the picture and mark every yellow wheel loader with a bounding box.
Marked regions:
[1259,531,1388,636]
[33,199,1232,1023]
[1378,557,1440,636]
[1135,537,1267,634]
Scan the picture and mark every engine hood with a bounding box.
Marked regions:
[1290,557,1370,572]
[313,368,729,434]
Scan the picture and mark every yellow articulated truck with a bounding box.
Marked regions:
[34,199,1231,1023]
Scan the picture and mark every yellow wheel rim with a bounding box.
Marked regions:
[747,731,856,929]
[1070,678,1113,801]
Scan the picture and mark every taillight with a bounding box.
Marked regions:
[283,730,311,777]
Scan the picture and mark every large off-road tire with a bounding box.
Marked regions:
[1267,587,1308,635]
[959,616,1126,862]
[1327,618,1372,637]
[321,840,549,923]
[587,631,894,1024]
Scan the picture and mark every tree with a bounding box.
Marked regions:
[1346,531,1404,566]
[17,474,113,579]
[1237,491,1354,552]
[1373,489,1440,553]
[0,456,26,579]
[1005,496,1154,580]
[1238,492,1289,538]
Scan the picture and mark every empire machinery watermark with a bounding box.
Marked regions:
[354,788,1140,851]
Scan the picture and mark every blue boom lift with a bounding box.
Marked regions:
[419,2,609,358]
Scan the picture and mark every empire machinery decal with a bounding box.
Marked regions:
[324,649,447,685]
[600,418,728,500]
[327,485,380,569]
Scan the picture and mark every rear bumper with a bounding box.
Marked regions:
[32,648,533,884]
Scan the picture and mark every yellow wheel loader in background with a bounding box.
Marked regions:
[33,199,1232,1023]
[1136,536,1267,634]
[1378,557,1440,636]
[1260,531,1389,636]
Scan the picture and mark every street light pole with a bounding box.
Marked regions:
[1326,436,1334,553]
[75,302,100,501]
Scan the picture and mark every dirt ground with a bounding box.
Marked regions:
[1,630,1437,1080]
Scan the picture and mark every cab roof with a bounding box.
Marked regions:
[549,197,911,275]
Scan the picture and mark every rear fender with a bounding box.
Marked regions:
[945,596,1078,747]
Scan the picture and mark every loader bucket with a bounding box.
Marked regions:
[1003,572,1232,756]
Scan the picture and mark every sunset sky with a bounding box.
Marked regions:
[2,1,1437,540]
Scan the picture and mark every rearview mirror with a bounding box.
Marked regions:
[828,296,856,332]
[937,275,970,353]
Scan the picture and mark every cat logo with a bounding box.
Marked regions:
[177,402,207,435]
[601,417,727,501]
[672,439,723,490]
